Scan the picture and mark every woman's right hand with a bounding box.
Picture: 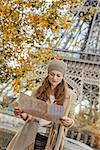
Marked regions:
[14,107,22,116]
[14,107,29,121]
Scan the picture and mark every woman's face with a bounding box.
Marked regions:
[48,70,63,89]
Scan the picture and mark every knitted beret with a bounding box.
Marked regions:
[48,60,67,76]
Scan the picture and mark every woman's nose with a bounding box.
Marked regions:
[53,75,57,80]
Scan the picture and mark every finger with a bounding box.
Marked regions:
[14,107,20,110]
[60,120,71,126]
[14,110,21,113]
[14,109,20,112]
[14,112,20,116]
[14,110,21,116]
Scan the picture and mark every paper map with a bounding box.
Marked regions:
[18,93,64,123]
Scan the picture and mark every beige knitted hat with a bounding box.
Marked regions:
[48,60,67,76]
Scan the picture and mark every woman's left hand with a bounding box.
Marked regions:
[60,116,73,127]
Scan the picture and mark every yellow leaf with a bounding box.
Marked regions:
[65,23,70,29]
[54,28,60,33]
[72,28,77,32]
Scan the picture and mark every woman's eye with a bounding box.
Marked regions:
[57,75,60,77]
[50,73,54,76]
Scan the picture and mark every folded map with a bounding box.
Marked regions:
[18,92,64,123]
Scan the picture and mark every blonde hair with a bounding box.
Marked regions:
[35,76,68,105]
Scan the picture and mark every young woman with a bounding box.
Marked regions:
[7,59,76,150]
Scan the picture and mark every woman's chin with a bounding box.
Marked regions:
[51,84,58,89]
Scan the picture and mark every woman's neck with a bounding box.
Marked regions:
[50,87,55,96]
[51,85,56,90]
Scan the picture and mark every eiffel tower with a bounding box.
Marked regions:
[53,0,100,112]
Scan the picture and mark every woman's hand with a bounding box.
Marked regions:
[14,107,22,116]
[60,116,73,127]
[14,107,29,121]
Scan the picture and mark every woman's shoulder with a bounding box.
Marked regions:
[66,88,77,101]
[64,81,76,98]
[31,85,41,96]
[68,88,75,95]
[64,88,77,111]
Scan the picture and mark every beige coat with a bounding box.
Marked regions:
[45,88,76,150]
[7,87,76,150]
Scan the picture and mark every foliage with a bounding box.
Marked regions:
[75,106,100,132]
[0,0,82,91]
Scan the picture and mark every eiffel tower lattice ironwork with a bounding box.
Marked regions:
[53,0,100,112]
